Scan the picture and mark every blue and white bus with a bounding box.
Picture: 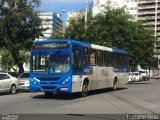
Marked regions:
[30,39,128,97]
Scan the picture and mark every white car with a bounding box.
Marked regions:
[0,72,18,94]
[132,72,142,82]
[138,70,149,81]
[18,72,30,90]
[128,72,133,82]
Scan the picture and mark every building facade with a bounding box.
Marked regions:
[66,12,83,27]
[137,0,160,68]
[137,0,160,51]
[38,12,63,40]
[125,0,137,18]
[52,13,63,35]
[92,0,128,16]
[92,0,137,17]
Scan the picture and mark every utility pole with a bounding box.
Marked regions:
[85,0,88,29]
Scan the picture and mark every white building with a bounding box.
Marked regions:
[38,13,53,40]
[92,0,137,18]
[38,12,63,40]
[66,12,83,27]
[125,0,137,19]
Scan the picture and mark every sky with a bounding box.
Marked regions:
[39,0,93,24]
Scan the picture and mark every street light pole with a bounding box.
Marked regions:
[85,0,88,29]
[61,10,66,34]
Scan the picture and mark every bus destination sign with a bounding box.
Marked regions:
[32,42,69,50]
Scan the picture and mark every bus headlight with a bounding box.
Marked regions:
[60,77,70,85]
[31,77,40,85]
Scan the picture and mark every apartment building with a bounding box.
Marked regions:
[92,0,126,16]
[92,0,137,18]
[38,12,63,40]
[125,0,137,18]
[137,0,160,51]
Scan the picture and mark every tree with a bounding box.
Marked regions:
[65,6,156,67]
[0,48,15,71]
[0,0,44,73]
[49,30,65,39]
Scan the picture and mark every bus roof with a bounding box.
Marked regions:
[33,39,128,55]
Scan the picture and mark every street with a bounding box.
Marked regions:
[0,79,160,119]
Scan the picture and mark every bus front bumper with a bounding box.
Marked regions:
[30,84,71,93]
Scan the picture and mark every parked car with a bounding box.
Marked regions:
[0,72,18,94]
[18,72,30,91]
[128,72,133,83]
[8,72,20,78]
[138,70,150,81]
[132,72,142,82]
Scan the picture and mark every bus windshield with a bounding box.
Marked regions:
[31,49,70,74]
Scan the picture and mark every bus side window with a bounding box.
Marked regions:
[116,53,120,67]
[97,50,103,66]
[90,49,96,66]
[121,55,125,67]
[72,49,82,70]
[104,51,111,67]
[83,47,89,65]
[125,55,128,67]
[111,53,115,67]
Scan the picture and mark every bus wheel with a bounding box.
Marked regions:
[44,92,53,97]
[113,78,118,91]
[82,81,88,97]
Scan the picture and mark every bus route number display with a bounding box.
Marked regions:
[32,42,69,50]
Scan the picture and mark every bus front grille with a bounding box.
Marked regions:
[41,86,56,90]
[36,77,61,81]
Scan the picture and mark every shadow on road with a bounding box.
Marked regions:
[31,87,127,100]
[127,82,151,85]
[0,92,20,96]
[17,90,30,93]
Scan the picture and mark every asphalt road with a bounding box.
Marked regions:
[0,79,160,120]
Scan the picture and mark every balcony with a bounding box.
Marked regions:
[143,21,156,26]
[138,16,155,20]
[138,0,156,5]
[156,32,160,36]
[138,10,156,14]
[138,5,156,10]
[156,27,160,30]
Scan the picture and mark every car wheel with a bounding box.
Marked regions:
[44,92,53,97]
[10,85,17,94]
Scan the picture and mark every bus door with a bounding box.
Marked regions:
[72,45,82,75]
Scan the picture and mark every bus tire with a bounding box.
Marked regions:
[44,92,53,97]
[82,80,89,97]
[113,78,118,91]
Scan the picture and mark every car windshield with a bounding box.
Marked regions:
[8,72,19,78]
[133,73,139,76]
[31,49,70,74]
[19,73,29,78]
[139,71,145,73]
